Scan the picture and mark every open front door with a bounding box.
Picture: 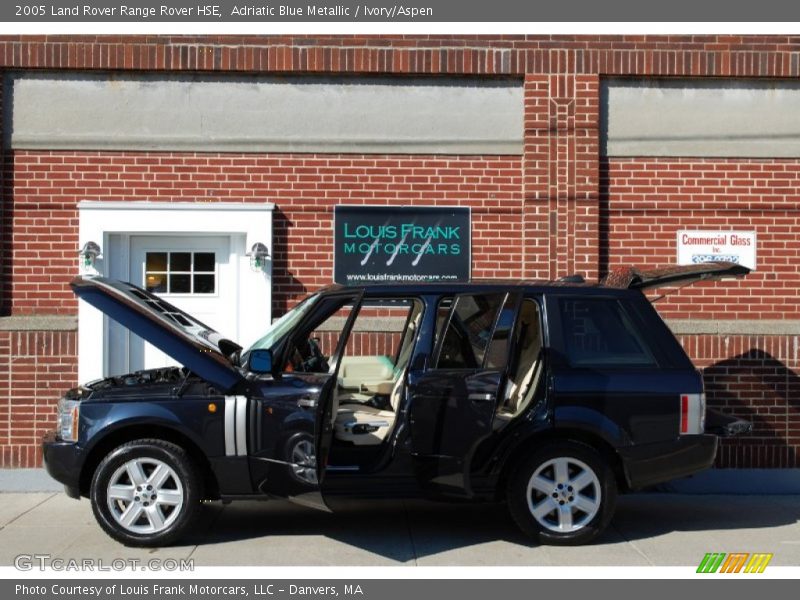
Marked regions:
[248,290,363,510]
[407,292,519,497]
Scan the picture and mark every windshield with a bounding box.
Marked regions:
[246,294,319,354]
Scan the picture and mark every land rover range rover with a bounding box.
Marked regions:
[43,262,750,546]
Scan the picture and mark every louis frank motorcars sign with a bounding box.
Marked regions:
[677,230,757,270]
[334,205,471,284]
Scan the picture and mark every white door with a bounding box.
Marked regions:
[126,235,237,371]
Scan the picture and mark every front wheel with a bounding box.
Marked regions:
[90,439,203,547]
[507,441,617,545]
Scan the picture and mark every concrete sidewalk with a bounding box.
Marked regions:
[0,491,796,567]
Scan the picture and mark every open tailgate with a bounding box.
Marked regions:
[602,261,750,290]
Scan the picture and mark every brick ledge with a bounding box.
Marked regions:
[666,319,800,336]
[0,316,78,331]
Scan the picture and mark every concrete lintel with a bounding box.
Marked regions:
[0,316,78,331]
[314,316,407,333]
[665,319,800,336]
[13,135,524,156]
[78,200,275,212]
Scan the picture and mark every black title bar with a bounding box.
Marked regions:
[5,0,800,22]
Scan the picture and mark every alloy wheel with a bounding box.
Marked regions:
[525,456,601,533]
[106,457,184,534]
[290,438,318,485]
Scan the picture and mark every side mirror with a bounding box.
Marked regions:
[248,349,273,374]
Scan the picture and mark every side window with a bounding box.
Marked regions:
[336,298,423,390]
[284,299,356,373]
[509,298,544,377]
[285,297,423,376]
[500,298,544,416]
[558,297,657,367]
[484,294,519,369]
[435,293,505,369]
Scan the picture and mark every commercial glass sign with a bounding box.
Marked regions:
[677,230,757,270]
[334,205,471,284]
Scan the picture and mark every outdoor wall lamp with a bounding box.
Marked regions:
[246,242,270,271]
[78,241,102,272]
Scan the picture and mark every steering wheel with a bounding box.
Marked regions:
[304,337,329,373]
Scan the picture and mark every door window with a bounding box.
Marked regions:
[334,298,423,393]
[434,293,506,369]
[499,298,544,418]
[144,251,216,295]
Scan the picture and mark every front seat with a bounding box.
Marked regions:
[333,308,421,446]
[333,376,402,446]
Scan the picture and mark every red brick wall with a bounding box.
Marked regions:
[678,334,800,468]
[3,151,523,317]
[601,158,800,319]
[2,35,800,468]
[1,35,799,78]
[0,330,77,467]
[523,74,600,282]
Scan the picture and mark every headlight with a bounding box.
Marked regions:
[57,398,81,442]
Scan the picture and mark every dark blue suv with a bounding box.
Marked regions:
[42,262,750,547]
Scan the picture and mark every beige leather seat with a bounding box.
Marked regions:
[334,377,403,445]
[496,301,543,425]
[333,307,421,446]
[337,355,394,390]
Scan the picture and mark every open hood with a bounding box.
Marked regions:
[71,276,244,393]
[601,262,750,290]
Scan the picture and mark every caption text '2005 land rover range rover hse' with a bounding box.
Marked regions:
[43,263,751,546]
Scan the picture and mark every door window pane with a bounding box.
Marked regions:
[194,252,215,272]
[169,274,191,294]
[145,273,167,293]
[435,293,505,369]
[193,274,215,294]
[146,252,167,272]
[144,251,216,295]
[170,252,191,271]
[484,293,518,369]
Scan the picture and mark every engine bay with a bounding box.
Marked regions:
[63,367,191,400]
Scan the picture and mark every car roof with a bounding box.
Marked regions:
[314,278,634,296]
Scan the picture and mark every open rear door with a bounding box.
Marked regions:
[407,291,519,497]
[601,261,750,290]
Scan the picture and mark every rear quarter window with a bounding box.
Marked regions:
[558,297,658,368]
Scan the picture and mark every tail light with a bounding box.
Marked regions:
[680,393,706,435]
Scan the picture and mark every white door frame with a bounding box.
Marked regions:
[77,201,274,382]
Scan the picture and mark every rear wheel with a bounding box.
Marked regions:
[90,439,203,547]
[507,441,617,545]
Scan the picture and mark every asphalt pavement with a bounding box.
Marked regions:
[0,490,797,567]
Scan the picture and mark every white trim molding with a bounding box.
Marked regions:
[78,201,274,383]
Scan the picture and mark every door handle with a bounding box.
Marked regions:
[297,396,316,408]
[468,393,495,403]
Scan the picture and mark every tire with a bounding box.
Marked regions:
[507,441,617,546]
[90,439,203,547]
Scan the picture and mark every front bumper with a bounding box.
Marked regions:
[41,431,84,498]
[618,434,718,490]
